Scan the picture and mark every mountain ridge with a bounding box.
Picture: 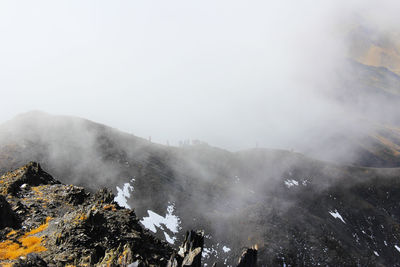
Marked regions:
[2,112,400,265]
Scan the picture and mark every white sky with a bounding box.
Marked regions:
[0,0,398,150]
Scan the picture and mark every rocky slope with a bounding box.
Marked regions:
[0,162,176,266]
[0,162,258,266]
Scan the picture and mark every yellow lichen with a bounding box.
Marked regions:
[0,217,51,260]
[73,213,87,224]
[6,230,17,238]
[103,204,117,211]
[26,217,51,236]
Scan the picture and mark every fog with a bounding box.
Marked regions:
[0,0,399,152]
[1,2,400,263]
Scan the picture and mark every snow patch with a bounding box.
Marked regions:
[222,246,231,253]
[202,246,218,259]
[329,210,346,224]
[164,232,176,244]
[374,251,379,256]
[140,202,181,244]
[114,180,134,209]
[284,179,299,188]
[395,245,400,252]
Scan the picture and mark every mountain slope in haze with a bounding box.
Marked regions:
[299,25,400,168]
[302,49,400,166]
[349,25,400,76]
[2,112,400,265]
[326,60,400,167]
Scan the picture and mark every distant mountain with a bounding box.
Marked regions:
[301,35,400,167]
[2,112,400,265]
[299,25,400,168]
[349,25,400,76]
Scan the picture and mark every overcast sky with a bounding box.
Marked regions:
[0,0,399,150]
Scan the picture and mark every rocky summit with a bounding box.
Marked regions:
[0,162,256,267]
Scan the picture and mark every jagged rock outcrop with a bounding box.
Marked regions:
[168,230,204,267]
[0,162,174,266]
[5,162,59,196]
[237,247,257,267]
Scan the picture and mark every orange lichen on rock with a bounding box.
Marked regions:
[6,230,17,238]
[0,217,51,260]
[78,214,87,220]
[26,217,51,236]
[32,186,45,198]
[103,204,117,211]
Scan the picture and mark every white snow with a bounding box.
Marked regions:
[395,245,400,252]
[329,210,346,224]
[222,246,231,253]
[284,179,299,188]
[202,247,211,258]
[164,232,176,244]
[114,181,134,209]
[384,241,388,246]
[20,183,27,189]
[374,251,379,256]
[140,203,181,244]
[202,246,218,259]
